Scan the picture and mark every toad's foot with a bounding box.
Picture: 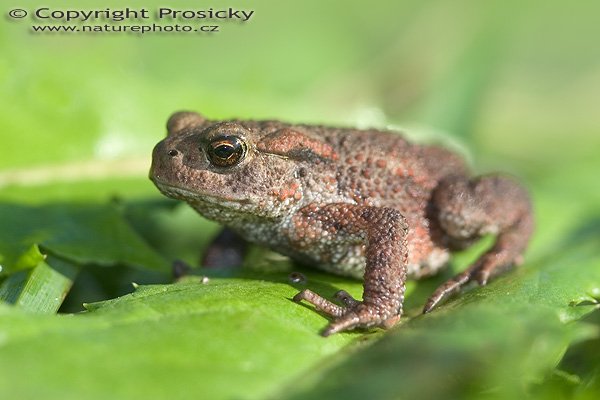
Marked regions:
[422,249,527,314]
[422,264,479,314]
[293,289,400,336]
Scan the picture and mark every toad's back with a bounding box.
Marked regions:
[315,127,468,204]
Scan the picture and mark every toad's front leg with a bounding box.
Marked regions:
[290,204,409,336]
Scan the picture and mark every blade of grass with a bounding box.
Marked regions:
[0,255,78,313]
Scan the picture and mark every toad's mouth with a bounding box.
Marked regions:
[152,180,252,207]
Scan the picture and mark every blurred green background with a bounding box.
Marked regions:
[2,0,599,173]
[1,0,599,399]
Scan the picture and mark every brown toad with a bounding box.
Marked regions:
[150,111,533,336]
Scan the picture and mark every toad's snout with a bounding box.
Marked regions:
[149,139,182,183]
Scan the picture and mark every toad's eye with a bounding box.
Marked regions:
[206,136,247,167]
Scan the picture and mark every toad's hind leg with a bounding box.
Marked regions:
[423,174,534,313]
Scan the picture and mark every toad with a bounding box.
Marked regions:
[150,111,533,336]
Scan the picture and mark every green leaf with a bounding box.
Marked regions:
[0,201,169,275]
[0,273,362,400]
[0,198,598,399]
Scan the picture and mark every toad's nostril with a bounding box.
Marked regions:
[168,149,179,157]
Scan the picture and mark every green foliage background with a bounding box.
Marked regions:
[1,0,599,399]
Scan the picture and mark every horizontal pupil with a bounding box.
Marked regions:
[214,144,235,158]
